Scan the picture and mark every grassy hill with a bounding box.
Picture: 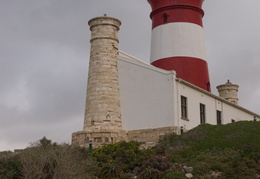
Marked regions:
[154,121,260,178]
[156,121,260,154]
[0,121,259,178]
[92,121,260,178]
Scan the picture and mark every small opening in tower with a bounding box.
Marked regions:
[206,82,211,91]
[162,13,169,23]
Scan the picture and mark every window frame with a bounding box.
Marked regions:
[181,96,188,119]
[200,103,206,124]
[217,110,222,125]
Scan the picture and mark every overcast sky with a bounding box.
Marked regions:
[1,0,260,151]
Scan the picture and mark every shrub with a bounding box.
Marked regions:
[223,158,260,179]
[154,133,184,155]
[162,171,186,179]
[138,166,161,179]
[99,164,124,179]
[0,154,22,179]
[187,148,241,176]
[139,155,171,173]
[20,137,98,179]
[155,122,260,178]
[93,141,154,172]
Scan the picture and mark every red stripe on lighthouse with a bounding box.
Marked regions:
[150,5,204,28]
[152,57,211,91]
[148,0,204,10]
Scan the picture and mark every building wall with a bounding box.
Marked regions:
[176,80,259,131]
[117,53,259,133]
[118,53,177,130]
[221,103,254,123]
[177,81,218,130]
[128,126,179,148]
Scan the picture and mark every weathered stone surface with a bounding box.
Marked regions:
[128,126,178,143]
[83,16,122,133]
[183,166,193,174]
[72,129,128,148]
[71,16,126,148]
[208,171,222,178]
[185,173,193,178]
[72,125,179,148]
[217,80,239,104]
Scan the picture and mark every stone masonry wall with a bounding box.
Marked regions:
[72,126,179,148]
[217,80,239,104]
[72,129,128,148]
[128,126,179,148]
[84,16,122,132]
[72,16,127,148]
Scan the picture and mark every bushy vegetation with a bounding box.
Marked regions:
[99,164,124,179]
[1,121,259,178]
[93,141,154,172]
[0,137,98,179]
[0,153,22,179]
[155,121,260,178]
[138,166,161,179]
[162,171,186,179]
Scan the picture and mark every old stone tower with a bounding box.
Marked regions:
[85,16,122,131]
[217,80,239,104]
[72,16,127,147]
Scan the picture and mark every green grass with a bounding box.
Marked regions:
[156,121,260,156]
[155,121,260,178]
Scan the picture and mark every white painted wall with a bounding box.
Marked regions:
[117,52,259,132]
[176,80,259,130]
[221,103,254,124]
[118,53,176,130]
[150,22,207,63]
[177,81,218,130]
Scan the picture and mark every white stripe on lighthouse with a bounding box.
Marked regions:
[150,22,207,63]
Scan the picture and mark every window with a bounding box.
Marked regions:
[200,103,206,124]
[162,13,169,23]
[217,110,222,125]
[84,137,89,143]
[94,137,102,143]
[105,137,109,142]
[181,96,188,119]
[159,135,164,140]
[206,82,211,91]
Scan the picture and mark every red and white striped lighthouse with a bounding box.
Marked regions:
[148,0,211,92]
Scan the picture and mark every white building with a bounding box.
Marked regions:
[72,1,260,147]
[118,51,259,132]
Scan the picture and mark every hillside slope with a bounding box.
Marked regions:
[155,121,260,178]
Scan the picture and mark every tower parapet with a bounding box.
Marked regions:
[148,0,211,91]
[217,80,239,105]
